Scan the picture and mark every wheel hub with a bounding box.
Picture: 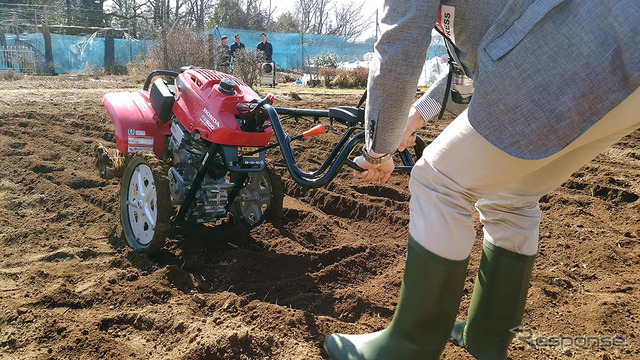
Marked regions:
[232,171,274,228]
[125,163,157,245]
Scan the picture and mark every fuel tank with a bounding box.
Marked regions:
[172,68,273,147]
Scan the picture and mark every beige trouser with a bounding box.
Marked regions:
[409,88,640,261]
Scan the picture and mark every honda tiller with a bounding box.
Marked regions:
[95,67,424,253]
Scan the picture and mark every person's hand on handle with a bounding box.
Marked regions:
[355,106,425,185]
[353,156,395,185]
[398,106,424,152]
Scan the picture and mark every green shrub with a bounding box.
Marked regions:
[311,52,338,68]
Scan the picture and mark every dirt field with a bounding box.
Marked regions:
[0,74,639,360]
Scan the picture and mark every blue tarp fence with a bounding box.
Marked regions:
[212,27,376,70]
[0,33,153,73]
[1,28,447,74]
[212,27,448,70]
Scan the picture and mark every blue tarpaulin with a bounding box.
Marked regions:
[1,28,446,73]
[1,33,153,73]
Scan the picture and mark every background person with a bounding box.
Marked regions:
[217,35,230,73]
[256,32,273,62]
[324,0,640,359]
[230,33,245,63]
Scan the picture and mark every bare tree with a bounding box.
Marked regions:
[295,0,368,40]
[326,1,369,39]
[262,0,277,28]
[244,0,265,29]
[312,0,331,34]
[150,26,212,70]
[107,0,147,37]
[185,0,215,30]
[295,0,316,34]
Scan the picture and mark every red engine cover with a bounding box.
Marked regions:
[172,68,273,147]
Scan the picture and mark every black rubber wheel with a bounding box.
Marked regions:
[119,152,172,254]
[229,167,284,229]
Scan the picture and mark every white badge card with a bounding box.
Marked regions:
[438,5,456,45]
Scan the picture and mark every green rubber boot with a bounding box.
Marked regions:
[324,235,469,360]
[450,242,536,359]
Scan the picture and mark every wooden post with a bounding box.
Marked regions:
[42,6,56,74]
[0,29,11,70]
[104,29,115,74]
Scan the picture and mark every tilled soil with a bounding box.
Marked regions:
[0,75,639,359]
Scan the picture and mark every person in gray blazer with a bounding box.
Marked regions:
[325,0,639,359]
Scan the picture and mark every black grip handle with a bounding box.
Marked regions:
[345,159,365,172]
[143,70,179,91]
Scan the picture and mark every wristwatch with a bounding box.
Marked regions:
[361,145,391,164]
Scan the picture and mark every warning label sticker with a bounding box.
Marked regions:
[128,135,154,153]
[241,147,259,158]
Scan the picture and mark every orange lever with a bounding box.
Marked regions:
[302,124,326,137]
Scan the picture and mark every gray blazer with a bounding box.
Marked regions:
[366,0,640,159]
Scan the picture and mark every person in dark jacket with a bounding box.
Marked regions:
[256,32,273,62]
[229,34,245,62]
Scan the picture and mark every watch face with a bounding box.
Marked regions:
[373,155,390,164]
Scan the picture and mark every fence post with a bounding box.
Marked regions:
[0,29,11,70]
[208,33,215,70]
[104,29,115,74]
[42,6,56,74]
[300,32,304,70]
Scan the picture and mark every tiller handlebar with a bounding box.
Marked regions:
[261,104,424,188]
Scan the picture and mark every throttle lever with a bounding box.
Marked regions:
[253,93,275,111]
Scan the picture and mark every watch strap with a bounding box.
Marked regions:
[362,145,391,164]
